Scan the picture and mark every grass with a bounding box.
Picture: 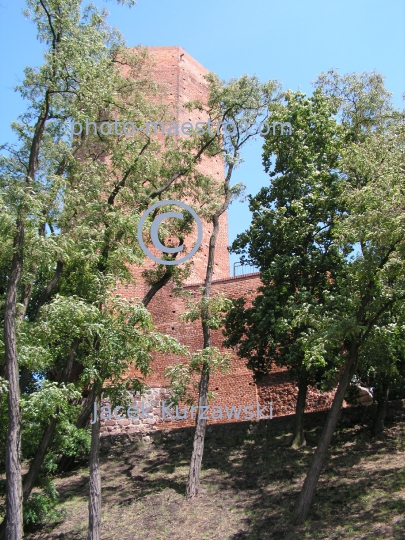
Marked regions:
[22,417,405,540]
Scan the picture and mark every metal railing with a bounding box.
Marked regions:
[233,261,259,277]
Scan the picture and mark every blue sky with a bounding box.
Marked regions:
[1,0,404,273]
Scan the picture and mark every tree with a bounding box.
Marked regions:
[0,0,141,535]
[292,70,405,523]
[224,89,346,448]
[353,313,405,436]
[0,1,229,537]
[77,296,185,540]
[163,74,281,499]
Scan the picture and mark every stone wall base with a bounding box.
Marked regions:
[98,399,405,453]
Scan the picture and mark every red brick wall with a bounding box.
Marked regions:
[131,46,230,285]
[118,270,336,430]
[257,374,336,417]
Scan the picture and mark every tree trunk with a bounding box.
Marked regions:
[372,386,389,437]
[142,261,176,307]
[185,161,233,499]
[1,86,53,540]
[185,369,210,499]
[0,337,78,539]
[19,366,31,394]
[292,341,358,524]
[291,377,308,449]
[22,416,58,504]
[185,216,218,500]
[88,393,101,540]
[3,217,25,540]
[185,197,229,498]
[57,267,172,475]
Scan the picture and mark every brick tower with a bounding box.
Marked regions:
[115,46,259,423]
[106,47,336,436]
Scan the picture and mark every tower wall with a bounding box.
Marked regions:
[127,46,230,286]
[108,47,336,437]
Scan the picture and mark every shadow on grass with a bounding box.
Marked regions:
[110,421,405,539]
[26,418,405,539]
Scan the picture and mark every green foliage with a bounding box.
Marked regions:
[21,381,83,465]
[165,346,231,405]
[190,347,232,374]
[181,292,233,330]
[352,313,405,403]
[0,377,8,395]
[23,494,56,527]
[224,90,345,384]
[313,69,396,141]
[169,74,281,428]
[224,73,405,406]
[0,0,227,506]
[164,363,192,405]
[23,478,62,527]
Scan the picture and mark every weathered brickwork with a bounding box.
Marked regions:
[112,47,337,434]
[126,46,230,288]
[115,269,336,432]
[256,373,336,417]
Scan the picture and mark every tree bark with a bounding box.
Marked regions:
[185,369,210,499]
[292,340,358,524]
[19,367,31,395]
[0,340,80,539]
[372,385,389,437]
[0,256,65,540]
[23,415,57,501]
[88,393,101,540]
[142,252,181,308]
[290,377,308,449]
[184,145,235,499]
[185,212,218,500]
[3,216,25,540]
[1,81,51,539]
[33,260,64,320]
[185,179,231,498]
[76,388,97,429]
